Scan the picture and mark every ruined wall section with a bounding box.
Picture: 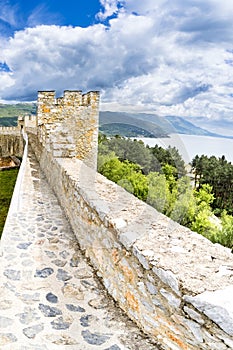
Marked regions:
[36,90,99,168]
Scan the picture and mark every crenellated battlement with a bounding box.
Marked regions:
[36,90,99,168]
[0,126,20,134]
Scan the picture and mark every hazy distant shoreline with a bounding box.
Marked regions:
[135,134,233,164]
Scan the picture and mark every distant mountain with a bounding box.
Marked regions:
[0,103,36,126]
[164,116,222,137]
[99,111,169,137]
[181,116,233,137]
[0,103,36,117]
[0,103,231,139]
[100,111,228,138]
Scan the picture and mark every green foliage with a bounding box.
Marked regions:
[98,155,148,201]
[169,176,196,226]
[191,208,218,240]
[161,164,177,191]
[194,184,215,209]
[217,211,233,248]
[147,172,170,213]
[99,137,153,174]
[150,145,186,177]
[98,134,233,249]
[99,123,158,137]
[99,136,186,176]
[0,169,18,236]
[0,117,18,126]
[0,103,36,118]
[191,154,233,214]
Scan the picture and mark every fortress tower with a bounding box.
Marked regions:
[36,90,99,169]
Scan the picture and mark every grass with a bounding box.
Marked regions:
[0,169,18,237]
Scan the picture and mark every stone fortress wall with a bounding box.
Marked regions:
[0,125,24,157]
[1,90,233,350]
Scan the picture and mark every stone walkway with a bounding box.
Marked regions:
[0,147,159,350]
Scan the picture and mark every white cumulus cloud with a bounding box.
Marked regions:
[0,0,233,121]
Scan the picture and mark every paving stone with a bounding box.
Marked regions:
[46,292,58,303]
[74,267,93,279]
[20,293,40,304]
[88,297,109,309]
[82,330,111,345]
[70,254,80,267]
[62,283,84,300]
[17,242,32,249]
[0,333,17,345]
[66,303,85,312]
[22,259,34,266]
[45,251,57,258]
[51,259,66,267]
[34,267,54,278]
[23,324,44,339]
[51,317,72,330]
[16,307,40,324]
[81,279,98,290]
[56,268,72,281]
[59,250,70,259]
[38,303,62,317]
[3,269,21,280]
[105,346,121,350]
[80,314,99,327]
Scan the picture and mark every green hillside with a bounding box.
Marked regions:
[100,111,168,137]
[0,103,36,117]
[99,111,222,138]
[0,103,36,126]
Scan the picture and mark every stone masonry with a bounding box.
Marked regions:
[36,90,99,169]
[0,126,24,157]
[1,90,233,349]
[0,137,158,349]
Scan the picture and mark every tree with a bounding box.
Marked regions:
[147,172,171,213]
[191,154,233,214]
[102,137,153,174]
[99,156,148,201]
[191,208,219,242]
[169,176,196,226]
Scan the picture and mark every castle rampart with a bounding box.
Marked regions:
[1,90,233,349]
[28,130,233,350]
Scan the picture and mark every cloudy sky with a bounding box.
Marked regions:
[1,0,233,121]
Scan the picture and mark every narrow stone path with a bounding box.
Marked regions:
[0,147,159,350]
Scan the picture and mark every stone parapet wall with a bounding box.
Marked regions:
[0,126,21,134]
[36,90,99,169]
[29,132,233,350]
[0,124,24,158]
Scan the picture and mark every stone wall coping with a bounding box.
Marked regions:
[57,157,233,296]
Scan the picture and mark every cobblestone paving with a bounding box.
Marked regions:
[0,148,159,350]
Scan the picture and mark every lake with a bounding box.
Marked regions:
[136,134,233,164]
